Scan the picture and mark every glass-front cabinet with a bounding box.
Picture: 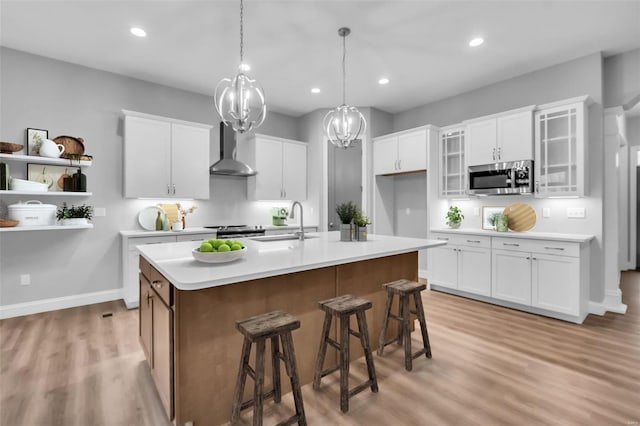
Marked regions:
[439,125,466,197]
[534,96,590,197]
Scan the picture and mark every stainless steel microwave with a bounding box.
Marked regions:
[468,160,533,195]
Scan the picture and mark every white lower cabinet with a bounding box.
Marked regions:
[429,233,491,296]
[491,249,532,305]
[430,231,590,323]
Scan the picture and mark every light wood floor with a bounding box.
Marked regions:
[2,272,639,426]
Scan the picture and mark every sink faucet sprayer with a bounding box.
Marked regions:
[289,201,304,241]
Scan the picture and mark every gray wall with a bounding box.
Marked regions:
[603,48,640,108]
[392,52,606,302]
[0,47,299,307]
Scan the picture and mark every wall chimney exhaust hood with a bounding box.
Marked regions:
[209,122,257,177]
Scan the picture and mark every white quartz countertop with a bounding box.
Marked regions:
[120,227,215,237]
[138,232,446,291]
[430,228,595,243]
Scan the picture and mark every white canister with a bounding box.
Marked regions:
[8,200,57,226]
[39,139,65,158]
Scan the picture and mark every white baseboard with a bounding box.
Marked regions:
[588,301,607,316]
[0,289,123,320]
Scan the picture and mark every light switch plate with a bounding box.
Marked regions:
[542,208,551,218]
[473,207,480,216]
[566,207,586,218]
[20,274,31,286]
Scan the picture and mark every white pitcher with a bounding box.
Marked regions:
[39,139,65,158]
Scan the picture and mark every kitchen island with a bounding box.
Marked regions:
[137,232,445,426]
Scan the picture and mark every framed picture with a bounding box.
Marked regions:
[482,206,505,230]
[26,128,48,155]
[27,164,75,192]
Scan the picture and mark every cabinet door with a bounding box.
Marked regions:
[531,254,580,315]
[255,138,284,199]
[124,116,171,198]
[458,246,491,296]
[430,246,458,289]
[398,129,426,172]
[535,103,585,197]
[440,128,466,197]
[497,111,533,162]
[139,275,153,364]
[492,249,531,305]
[373,136,398,175]
[466,119,496,166]
[282,142,307,200]
[152,296,174,420]
[171,123,210,199]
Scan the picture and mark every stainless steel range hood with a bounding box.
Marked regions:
[209,122,257,176]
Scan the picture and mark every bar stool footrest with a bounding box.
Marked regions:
[348,380,376,398]
[412,348,431,359]
[276,414,305,426]
[319,365,341,378]
[239,389,277,411]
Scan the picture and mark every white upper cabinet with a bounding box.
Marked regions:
[373,128,427,175]
[465,107,534,166]
[534,96,590,197]
[239,134,307,201]
[123,110,211,199]
[439,125,466,198]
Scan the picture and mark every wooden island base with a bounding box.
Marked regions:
[140,251,418,426]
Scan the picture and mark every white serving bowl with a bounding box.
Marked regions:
[9,178,48,192]
[192,246,247,264]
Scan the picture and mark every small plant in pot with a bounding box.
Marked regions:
[446,206,464,228]
[57,202,93,226]
[353,210,371,241]
[336,202,357,241]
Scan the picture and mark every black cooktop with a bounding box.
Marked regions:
[204,225,265,236]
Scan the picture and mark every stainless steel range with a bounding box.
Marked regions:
[204,225,265,238]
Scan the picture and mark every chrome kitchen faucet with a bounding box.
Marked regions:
[289,201,304,241]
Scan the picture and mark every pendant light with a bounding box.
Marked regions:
[214,0,266,134]
[323,27,366,149]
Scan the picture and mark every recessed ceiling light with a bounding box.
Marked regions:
[239,63,251,72]
[311,87,321,94]
[469,37,484,47]
[378,78,390,85]
[130,27,147,37]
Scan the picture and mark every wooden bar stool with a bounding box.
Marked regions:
[378,279,432,371]
[313,294,378,413]
[231,310,306,426]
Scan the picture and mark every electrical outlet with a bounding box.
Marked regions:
[542,208,551,218]
[473,207,480,216]
[566,207,586,218]
[20,274,31,286]
[94,207,106,217]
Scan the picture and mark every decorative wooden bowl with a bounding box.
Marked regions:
[0,218,19,227]
[0,142,24,154]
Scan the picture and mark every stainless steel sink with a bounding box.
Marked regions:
[250,234,318,242]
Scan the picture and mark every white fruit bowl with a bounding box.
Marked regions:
[192,246,247,264]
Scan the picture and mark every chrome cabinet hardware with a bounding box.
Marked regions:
[167,184,170,195]
[436,237,449,241]
[466,240,481,243]
[172,184,176,195]
[492,148,496,160]
[503,243,520,247]
[497,147,501,160]
[398,160,401,170]
[526,256,530,260]
[152,280,163,289]
[544,247,565,251]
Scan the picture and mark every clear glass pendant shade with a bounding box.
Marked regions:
[325,27,365,149]
[215,69,266,134]
[323,104,366,149]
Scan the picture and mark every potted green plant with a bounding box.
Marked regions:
[56,202,93,226]
[445,206,464,228]
[353,210,371,241]
[336,202,357,241]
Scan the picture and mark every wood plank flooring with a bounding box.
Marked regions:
[1,272,639,426]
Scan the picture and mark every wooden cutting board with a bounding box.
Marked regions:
[503,202,536,232]
[158,203,179,223]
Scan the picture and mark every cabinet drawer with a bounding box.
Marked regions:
[129,236,176,251]
[492,237,537,253]
[431,233,490,248]
[148,266,173,307]
[528,240,580,257]
[176,233,216,242]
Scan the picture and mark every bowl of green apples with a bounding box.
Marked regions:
[192,238,247,263]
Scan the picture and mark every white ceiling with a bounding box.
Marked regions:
[1,1,639,117]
